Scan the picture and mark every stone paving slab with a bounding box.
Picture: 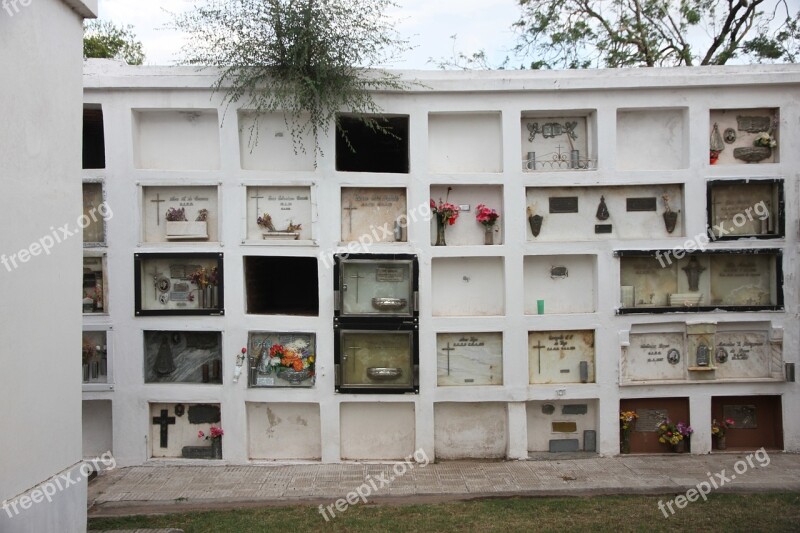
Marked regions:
[88,453,800,516]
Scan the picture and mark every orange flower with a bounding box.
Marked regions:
[292,359,304,372]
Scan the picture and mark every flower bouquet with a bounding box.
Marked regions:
[657,419,693,452]
[431,196,459,246]
[475,203,499,244]
[712,418,735,450]
[256,339,315,384]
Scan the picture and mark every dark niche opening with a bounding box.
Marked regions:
[83,106,106,169]
[336,115,409,173]
[244,256,319,315]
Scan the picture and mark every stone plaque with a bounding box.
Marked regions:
[715,331,770,379]
[595,224,612,234]
[583,430,597,452]
[246,185,312,241]
[142,186,218,242]
[552,422,578,433]
[736,116,771,133]
[341,187,407,242]
[723,405,757,428]
[634,408,668,432]
[623,332,685,382]
[709,255,773,306]
[549,439,580,452]
[626,197,657,212]
[529,330,595,384]
[619,256,678,307]
[187,404,221,424]
[710,183,774,237]
[181,446,214,459]
[549,197,579,213]
[562,404,588,415]
[437,332,503,386]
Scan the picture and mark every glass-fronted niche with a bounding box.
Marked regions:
[144,331,222,384]
[706,179,784,240]
[334,329,418,393]
[616,249,782,313]
[135,253,224,316]
[248,331,316,388]
[334,254,418,319]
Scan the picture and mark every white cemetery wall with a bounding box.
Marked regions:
[82,63,800,467]
[1,2,96,532]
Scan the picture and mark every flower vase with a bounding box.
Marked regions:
[663,211,678,234]
[197,288,206,309]
[528,215,543,237]
[672,440,686,453]
[211,437,222,459]
[204,286,217,309]
[620,430,631,454]
[435,218,447,246]
[717,435,727,450]
[484,226,494,245]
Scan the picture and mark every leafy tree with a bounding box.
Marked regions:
[83,20,145,65]
[513,0,800,69]
[172,0,411,160]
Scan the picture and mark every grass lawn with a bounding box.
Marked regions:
[89,492,800,532]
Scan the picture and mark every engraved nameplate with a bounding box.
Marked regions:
[376,267,405,282]
[736,116,771,133]
[549,197,579,214]
[595,224,612,234]
[635,408,668,432]
[626,197,657,212]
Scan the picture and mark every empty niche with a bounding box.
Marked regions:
[428,112,503,173]
[709,108,779,165]
[616,108,688,170]
[520,111,596,171]
[434,402,507,459]
[133,109,220,170]
[430,185,503,245]
[238,111,316,171]
[431,257,505,316]
[524,255,596,314]
[247,403,321,460]
[244,256,319,315]
[336,114,409,173]
[526,400,598,454]
[340,403,415,460]
[82,400,112,458]
[83,105,105,169]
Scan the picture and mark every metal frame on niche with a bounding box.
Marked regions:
[134,252,224,316]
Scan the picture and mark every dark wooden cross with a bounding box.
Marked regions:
[150,193,166,226]
[441,343,455,375]
[532,340,545,374]
[342,202,358,235]
[349,272,364,302]
[152,409,175,448]
[250,188,264,215]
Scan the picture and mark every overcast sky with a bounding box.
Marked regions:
[96,0,522,69]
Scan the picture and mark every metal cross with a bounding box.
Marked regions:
[441,343,455,375]
[349,271,364,302]
[147,263,162,300]
[532,340,545,374]
[344,344,362,364]
[150,193,166,226]
[342,202,358,235]
[152,409,176,448]
[250,187,264,215]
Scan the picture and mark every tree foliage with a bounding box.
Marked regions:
[83,20,145,65]
[172,0,411,160]
[513,0,800,68]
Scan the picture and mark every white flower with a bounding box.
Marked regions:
[269,357,281,366]
[288,339,308,351]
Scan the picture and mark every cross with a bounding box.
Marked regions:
[344,344,362,364]
[147,263,163,300]
[532,340,545,374]
[441,343,455,375]
[342,202,358,235]
[250,187,264,215]
[150,193,165,226]
[152,409,175,448]
[349,272,364,302]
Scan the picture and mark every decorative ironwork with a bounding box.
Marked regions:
[523,146,596,170]
[527,121,578,142]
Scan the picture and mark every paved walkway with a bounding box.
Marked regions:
[88,452,800,517]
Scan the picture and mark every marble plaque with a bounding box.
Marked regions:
[709,255,773,306]
[341,187,407,242]
[82,182,105,243]
[620,257,678,307]
[635,408,668,432]
[624,332,685,382]
[144,331,222,383]
[529,330,595,384]
[246,186,312,241]
[723,404,757,428]
[188,404,221,424]
[247,331,316,388]
[437,333,502,386]
[710,183,774,236]
[340,331,414,388]
[714,331,770,379]
[142,186,218,242]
